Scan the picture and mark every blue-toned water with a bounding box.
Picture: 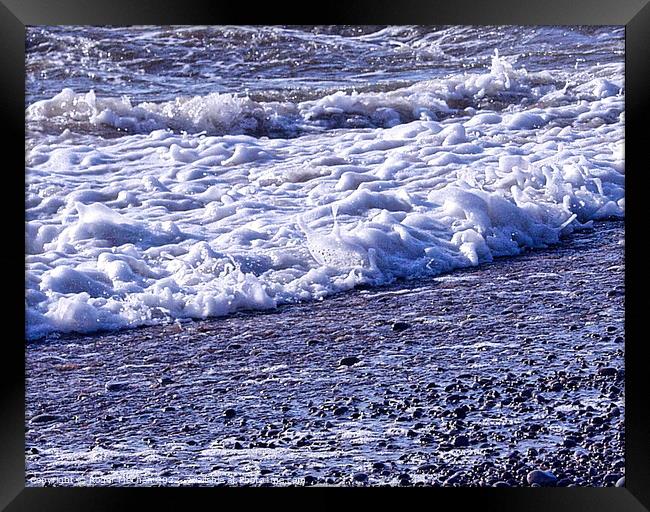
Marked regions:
[25,26,624,339]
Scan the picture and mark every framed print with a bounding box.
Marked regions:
[3,0,649,509]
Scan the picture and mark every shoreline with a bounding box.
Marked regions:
[26,220,625,487]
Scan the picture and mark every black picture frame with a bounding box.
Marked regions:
[4,0,649,509]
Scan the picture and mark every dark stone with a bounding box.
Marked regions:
[30,414,60,424]
[105,381,129,392]
[223,408,237,419]
[598,367,617,377]
[391,322,410,332]
[454,405,469,419]
[339,356,360,367]
[453,435,470,448]
[304,475,317,485]
[604,473,623,484]
[527,470,557,486]
[353,472,368,482]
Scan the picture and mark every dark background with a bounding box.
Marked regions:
[2,0,648,509]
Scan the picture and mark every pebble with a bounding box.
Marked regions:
[105,381,130,392]
[303,475,317,485]
[598,367,617,377]
[527,470,558,486]
[353,472,368,482]
[391,322,410,332]
[604,472,623,484]
[30,414,60,424]
[454,405,469,419]
[223,408,237,419]
[339,356,360,367]
[453,435,470,448]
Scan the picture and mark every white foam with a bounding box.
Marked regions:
[25,53,624,339]
[26,52,616,138]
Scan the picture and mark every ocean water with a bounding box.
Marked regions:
[25,26,625,340]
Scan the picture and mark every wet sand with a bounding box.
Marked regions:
[26,221,625,487]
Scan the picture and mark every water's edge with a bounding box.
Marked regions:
[26,221,624,486]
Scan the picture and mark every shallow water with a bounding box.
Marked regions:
[25,221,625,486]
[25,25,625,340]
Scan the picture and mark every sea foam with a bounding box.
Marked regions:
[25,53,624,339]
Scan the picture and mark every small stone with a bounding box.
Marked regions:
[598,367,617,377]
[527,470,558,486]
[604,472,623,485]
[223,408,237,419]
[391,322,410,332]
[453,435,469,448]
[303,475,317,485]
[333,406,349,416]
[105,381,129,392]
[615,476,625,487]
[30,414,60,424]
[398,473,412,485]
[454,405,469,419]
[353,472,368,482]
[339,356,360,367]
